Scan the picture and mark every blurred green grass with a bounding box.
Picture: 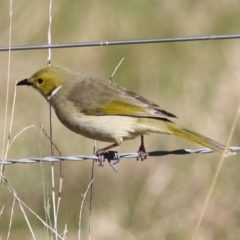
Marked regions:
[1,1,240,239]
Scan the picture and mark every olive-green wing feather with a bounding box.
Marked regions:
[67,74,177,119]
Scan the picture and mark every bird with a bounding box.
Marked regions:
[17,66,235,166]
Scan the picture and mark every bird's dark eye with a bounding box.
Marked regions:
[37,78,43,84]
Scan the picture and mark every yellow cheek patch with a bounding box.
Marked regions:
[86,100,146,116]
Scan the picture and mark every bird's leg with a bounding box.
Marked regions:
[137,135,147,161]
[96,142,119,167]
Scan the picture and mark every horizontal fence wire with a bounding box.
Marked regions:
[1,34,240,52]
[1,146,239,172]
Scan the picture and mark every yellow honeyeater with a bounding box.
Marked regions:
[17,66,235,165]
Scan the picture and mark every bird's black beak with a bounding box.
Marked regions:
[16,79,32,86]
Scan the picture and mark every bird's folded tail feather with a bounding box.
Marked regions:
[166,122,235,157]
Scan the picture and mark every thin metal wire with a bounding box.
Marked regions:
[1,34,240,52]
[1,146,239,172]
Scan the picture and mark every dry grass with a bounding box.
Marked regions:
[0,1,240,239]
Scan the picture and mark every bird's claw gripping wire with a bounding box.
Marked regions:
[137,135,148,161]
[96,151,120,172]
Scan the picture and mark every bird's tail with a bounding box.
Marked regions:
[165,122,235,157]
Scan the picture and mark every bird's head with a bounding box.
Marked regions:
[17,66,65,100]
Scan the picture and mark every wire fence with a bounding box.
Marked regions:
[1,146,239,172]
[1,33,239,172]
[1,33,240,52]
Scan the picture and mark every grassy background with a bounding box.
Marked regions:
[0,1,240,239]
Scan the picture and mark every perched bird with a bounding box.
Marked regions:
[17,66,234,166]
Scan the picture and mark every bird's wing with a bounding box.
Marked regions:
[67,76,177,119]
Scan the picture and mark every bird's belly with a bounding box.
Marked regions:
[58,114,143,142]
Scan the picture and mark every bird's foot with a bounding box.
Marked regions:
[137,135,147,161]
[95,143,120,167]
[137,150,147,161]
[95,150,120,168]
[137,145,147,161]
[95,150,105,167]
